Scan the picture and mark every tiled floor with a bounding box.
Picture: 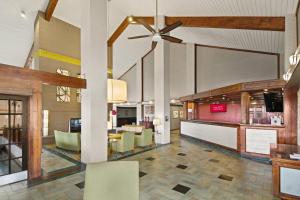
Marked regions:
[0,133,278,200]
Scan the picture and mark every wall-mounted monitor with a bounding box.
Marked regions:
[263,93,283,112]
[70,118,81,133]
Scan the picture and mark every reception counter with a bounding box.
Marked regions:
[181,120,286,157]
[181,120,239,150]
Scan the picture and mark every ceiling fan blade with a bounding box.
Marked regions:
[160,21,182,34]
[128,35,152,40]
[135,19,156,34]
[151,41,158,50]
[161,35,183,43]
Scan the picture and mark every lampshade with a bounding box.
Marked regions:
[107,79,127,103]
[153,118,161,126]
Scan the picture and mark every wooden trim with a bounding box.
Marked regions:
[28,81,42,180]
[195,44,279,56]
[0,63,86,89]
[165,16,285,31]
[45,0,58,21]
[118,63,137,80]
[283,86,298,145]
[240,92,250,124]
[108,18,129,46]
[194,44,197,94]
[24,43,34,68]
[277,54,281,79]
[141,55,145,102]
[180,79,286,102]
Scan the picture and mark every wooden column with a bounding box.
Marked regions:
[284,86,298,145]
[28,81,42,180]
[241,92,250,124]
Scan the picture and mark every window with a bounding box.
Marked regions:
[56,68,71,102]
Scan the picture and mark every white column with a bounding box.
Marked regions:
[154,16,170,144]
[136,59,143,124]
[186,43,196,94]
[284,14,297,73]
[81,0,107,163]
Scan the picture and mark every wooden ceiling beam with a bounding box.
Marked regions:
[0,63,86,89]
[165,16,285,31]
[45,0,59,21]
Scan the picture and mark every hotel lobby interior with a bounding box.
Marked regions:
[1,0,300,199]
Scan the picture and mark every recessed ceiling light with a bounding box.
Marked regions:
[20,10,26,18]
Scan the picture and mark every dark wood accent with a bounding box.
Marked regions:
[242,79,286,91]
[45,0,58,21]
[271,144,300,200]
[0,63,86,89]
[165,16,285,31]
[108,18,130,47]
[195,44,280,56]
[296,0,300,45]
[194,44,197,94]
[24,43,34,68]
[283,86,298,145]
[28,81,42,179]
[118,63,137,80]
[241,92,250,124]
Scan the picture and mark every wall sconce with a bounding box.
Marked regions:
[289,54,300,66]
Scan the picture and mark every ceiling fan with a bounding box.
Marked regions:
[128,0,183,50]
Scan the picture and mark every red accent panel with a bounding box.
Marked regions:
[210,104,227,113]
[198,103,241,123]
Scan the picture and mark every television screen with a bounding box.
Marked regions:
[263,93,283,112]
[70,118,81,132]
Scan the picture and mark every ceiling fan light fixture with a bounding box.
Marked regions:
[152,33,161,42]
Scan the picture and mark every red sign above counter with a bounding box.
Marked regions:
[210,104,227,113]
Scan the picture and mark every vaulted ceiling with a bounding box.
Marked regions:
[0,0,299,69]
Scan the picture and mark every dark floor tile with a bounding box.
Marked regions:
[145,157,155,161]
[177,153,186,156]
[139,171,147,178]
[172,184,191,194]
[176,164,188,169]
[218,174,233,181]
[75,181,85,189]
[204,149,213,152]
[209,159,220,163]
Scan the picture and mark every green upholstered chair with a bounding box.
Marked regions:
[111,132,135,153]
[54,130,81,152]
[135,128,153,147]
[83,161,139,200]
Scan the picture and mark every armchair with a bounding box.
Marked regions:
[135,129,153,147]
[111,132,135,153]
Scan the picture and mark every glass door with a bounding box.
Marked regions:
[0,96,28,185]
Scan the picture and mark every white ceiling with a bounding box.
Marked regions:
[0,0,298,68]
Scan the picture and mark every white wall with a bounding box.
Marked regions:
[142,51,154,101]
[119,64,138,102]
[113,25,152,79]
[169,43,188,98]
[196,46,279,92]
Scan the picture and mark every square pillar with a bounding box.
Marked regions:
[154,16,170,144]
[81,0,108,163]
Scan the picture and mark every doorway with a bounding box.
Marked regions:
[0,95,28,185]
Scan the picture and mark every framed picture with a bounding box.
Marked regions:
[180,111,184,118]
[173,111,179,119]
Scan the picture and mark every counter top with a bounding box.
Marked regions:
[182,120,285,129]
[181,120,240,127]
[271,144,300,162]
